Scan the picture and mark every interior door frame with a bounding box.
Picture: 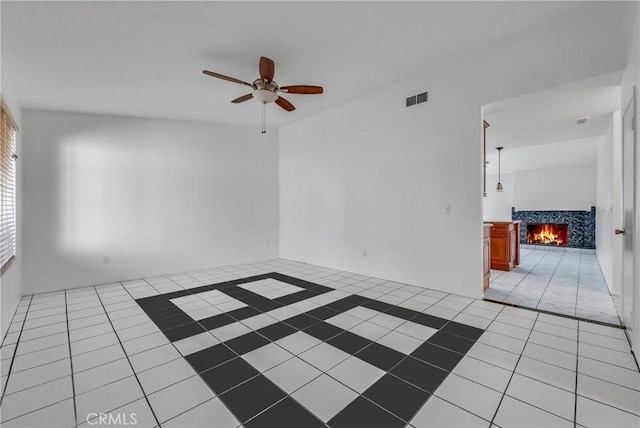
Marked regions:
[621,85,636,346]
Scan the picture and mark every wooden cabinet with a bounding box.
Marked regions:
[488,221,521,271]
[483,224,492,289]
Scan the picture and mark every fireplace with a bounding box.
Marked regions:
[512,207,595,249]
[526,223,568,246]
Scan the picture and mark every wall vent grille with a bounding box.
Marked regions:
[406,91,429,107]
[406,96,417,107]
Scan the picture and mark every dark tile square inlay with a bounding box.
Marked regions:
[328,396,406,428]
[411,341,464,371]
[354,342,406,371]
[284,313,321,330]
[227,306,261,321]
[362,300,394,313]
[143,305,183,320]
[200,357,259,395]
[390,356,449,393]
[199,313,236,330]
[220,375,287,423]
[185,343,237,373]
[274,294,304,305]
[154,313,193,330]
[306,306,340,321]
[256,322,297,341]
[327,331,372,355]
[363,373,431,422]
[441,321,484,340]
[304,321,345,341]
[244,397,325,428]
[409,312,448,329]
[225,332,270,355]
[386,306,418,321]
[427,331,475,354]
[162,321,206,341]
[244,296,281,312]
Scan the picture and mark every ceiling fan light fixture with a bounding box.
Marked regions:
[252,89,278,104]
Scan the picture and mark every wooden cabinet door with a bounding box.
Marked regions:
[509,229,517,265]
[483,227,491,289]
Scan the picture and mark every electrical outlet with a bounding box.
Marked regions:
[103,256,109,264]
[444,204,451,214]
[363,250,368,258]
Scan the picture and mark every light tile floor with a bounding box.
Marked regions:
[484,247,621,325]
[1,259,638,427]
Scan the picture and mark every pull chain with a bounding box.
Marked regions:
[261,102,266,134]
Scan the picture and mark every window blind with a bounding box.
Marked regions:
[1,98,18,273]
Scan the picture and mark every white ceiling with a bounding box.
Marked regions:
[483,72,621,174]
[1,1,597,128]
[486,137,601,175]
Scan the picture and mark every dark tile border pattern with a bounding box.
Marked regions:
[135,273,485,427]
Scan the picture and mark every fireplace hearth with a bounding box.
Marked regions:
[526,223,568,246]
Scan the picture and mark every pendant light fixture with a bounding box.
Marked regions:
[496,146,504,192]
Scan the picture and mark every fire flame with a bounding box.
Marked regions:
[530,224,564,245]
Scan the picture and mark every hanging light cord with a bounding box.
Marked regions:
[261,102,266,134]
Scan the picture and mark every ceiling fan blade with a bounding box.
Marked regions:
[275,96,295,112]
[259,57,275,82]
[280,85,324,94]
[202,70,253,87]
[231,93,254,103]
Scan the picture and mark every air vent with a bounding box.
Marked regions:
[406,91,429,107]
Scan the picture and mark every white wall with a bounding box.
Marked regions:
[483,173,513,222]
[513,164,596,212]
[1,67,24,339]
[596,120,615,291]
[22,110,279,294]
[280,3,627,299]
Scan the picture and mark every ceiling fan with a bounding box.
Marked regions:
[203,56,323,133]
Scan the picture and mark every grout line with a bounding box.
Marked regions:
[533,251,568,311]
[574,322,580,428]
[0,295,33,407]
[0,397,74,425]
[1,302,29,348]
[482,298,624,329]
[490,249,553,306]
[493,249,620,328]
[488,311,540,426]
[573,251,582,320]
[94,287,162,428]
[64,290,79,428]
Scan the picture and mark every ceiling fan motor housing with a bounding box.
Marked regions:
[252,79,279,103]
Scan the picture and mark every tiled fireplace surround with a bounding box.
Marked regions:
[511,207,596,249]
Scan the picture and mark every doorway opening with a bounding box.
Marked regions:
[481,72,623,326]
